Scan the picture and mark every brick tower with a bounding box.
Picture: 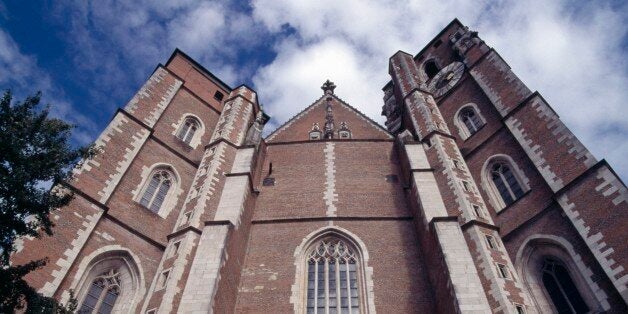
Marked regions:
[11,19,627,313]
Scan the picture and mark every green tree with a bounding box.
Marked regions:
[0,90,94,312]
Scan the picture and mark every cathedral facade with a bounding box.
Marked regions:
[12,19,627,313]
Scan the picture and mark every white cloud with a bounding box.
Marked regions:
[251,0,628,179]
[3,0,626,178]
[254,37,383,129]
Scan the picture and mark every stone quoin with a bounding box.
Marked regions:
[12,19,627,313]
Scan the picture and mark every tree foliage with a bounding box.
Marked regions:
[0,90,94,312]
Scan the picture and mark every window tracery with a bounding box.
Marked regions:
[140,169,173,213]
[454,104,485,140]
[542,258,590,313]
[490,162,525,206]
[306,238,360,314]
[515,236,606,313]
[78,269,121,314]
[482,155,530,212]
[176,117,201,145]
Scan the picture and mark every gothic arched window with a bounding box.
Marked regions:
[516,236,606,313]
[541,258,590,313]
[454,104,486,140]
[491,162,525,206]
[306,238,361,313]
[460,108,482,134]
[424,60,439,80]
[482,155,530,212]
[176,117,201,145]
[79,269,121,314]
[140,169,173,213]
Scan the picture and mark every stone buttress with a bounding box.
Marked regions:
[388,51,536,313]
[456,24,628,303]
[140,85,266,313]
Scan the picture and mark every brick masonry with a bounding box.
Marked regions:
[11,20,627,313]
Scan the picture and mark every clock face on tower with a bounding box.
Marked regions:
[427,62,465,97]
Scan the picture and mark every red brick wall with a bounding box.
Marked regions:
[105,139,197,243]
[267,96,391,143]
[54,216,164,301]
[152,88,221,163]
[503,205,627,310]
[165,54,228,111]
[235,220,435,313]
[12,195,101,290]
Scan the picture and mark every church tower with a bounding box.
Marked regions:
[10,19,627,313]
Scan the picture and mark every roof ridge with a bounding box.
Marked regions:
[265,93,393,142]
[330,94,393,138]
[265,95,326,141]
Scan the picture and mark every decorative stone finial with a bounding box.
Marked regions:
[324,96,335,139]
[321,80,337,95]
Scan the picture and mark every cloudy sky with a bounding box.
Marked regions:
[0,0,626,178]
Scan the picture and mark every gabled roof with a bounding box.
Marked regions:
[265,92,393,143]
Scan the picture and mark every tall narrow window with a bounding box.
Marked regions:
[542,258,589,314]
[306,238,360,314]
[79,269,121,314]
[455,104,486,140]
[491,162,525,206]
[177,117,200,145]
[140,169,173,213]
[459,107,483,136]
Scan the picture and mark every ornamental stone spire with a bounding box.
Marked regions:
[324,95,335,139]
[321,79,336,95]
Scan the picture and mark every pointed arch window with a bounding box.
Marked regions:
[460,107,482,134]
[176,117,201,145]
[78,269,121,314]
[140,169,173,213]
[454,104,486,140]
[542,258,590,314]
[491,162,525,206]
[482,155,530,211]
[306,238,361,314]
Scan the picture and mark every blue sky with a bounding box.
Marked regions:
[0,0,626,179]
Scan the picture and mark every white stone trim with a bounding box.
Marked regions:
[469,51,531,117]
[214,175,250,226]
[466,226,535,313]
[290,226,376,314]
[171,113,206,149]
[515,234,610,311]
[131,163,183,218]
[481,154,531,212]
[453,103,486,140]
[39,205,103,297]
[323,142,338,217]
[595,166,627,205]
[231,148,255,174]
[405,143,430,170]
[61,245,146,314]
[557,193,628,303]
[99,126,150,203]
[72,113,126,177]
[125,67,182,128]
[432,221,492,312]
[188,142,228,228]
[178,225,229,312]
